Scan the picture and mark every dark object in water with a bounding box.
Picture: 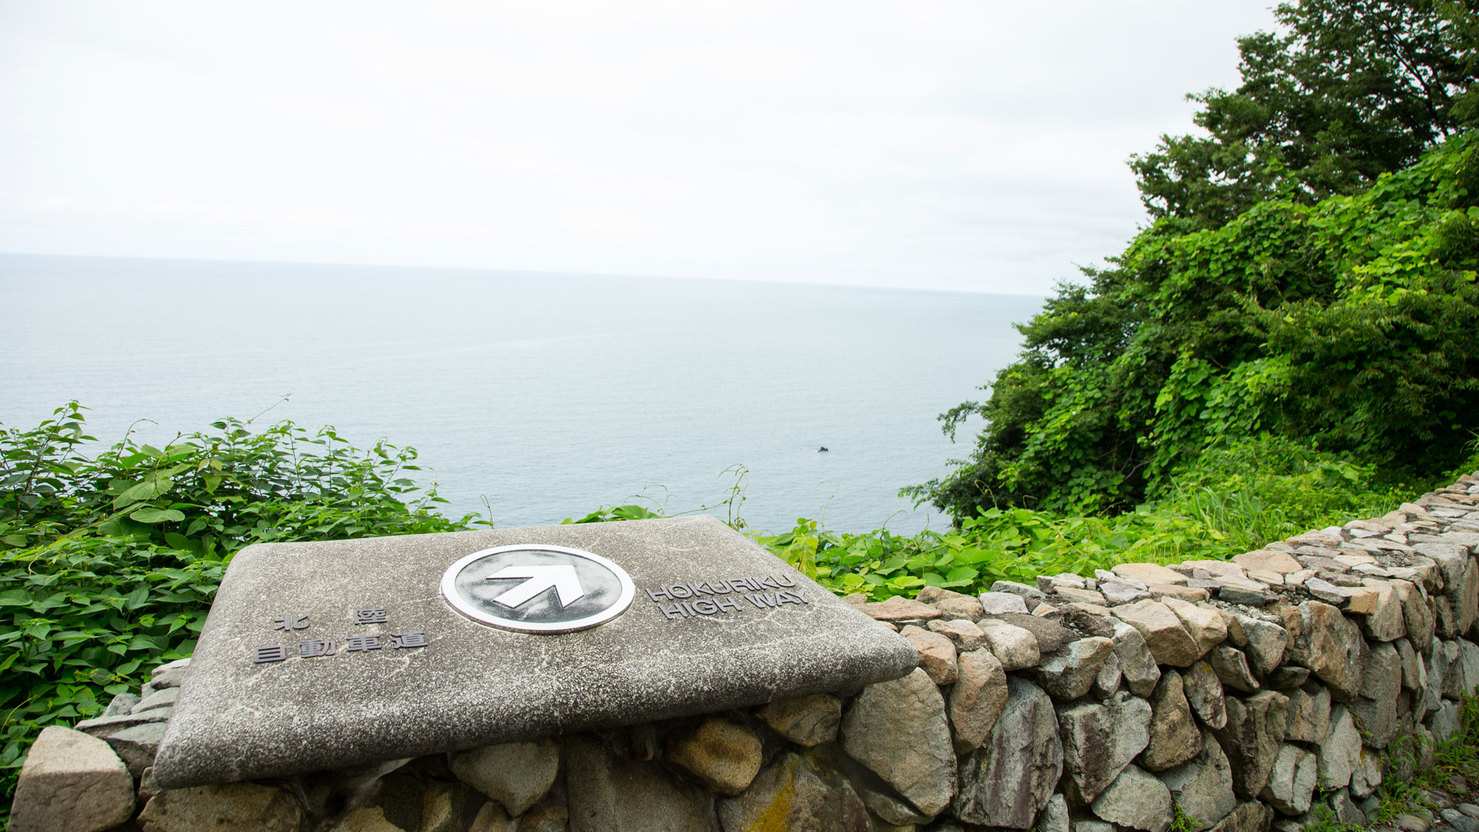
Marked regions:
[818,446,829,453]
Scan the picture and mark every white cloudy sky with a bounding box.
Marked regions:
[0,1,1279,294]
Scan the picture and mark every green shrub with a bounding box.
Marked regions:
[0,404,473,819]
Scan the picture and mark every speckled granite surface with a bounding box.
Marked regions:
[153,516,916,787]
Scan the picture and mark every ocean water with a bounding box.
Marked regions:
[0,254,1042,535]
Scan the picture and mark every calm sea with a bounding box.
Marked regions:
[0,254,1042,535]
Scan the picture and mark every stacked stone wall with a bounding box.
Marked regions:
[11,472,1479,831]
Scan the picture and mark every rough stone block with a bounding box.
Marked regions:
[137,783,302,832]
[565,734,715,832]
[1058,692,1152,804]
[1141,671,1201,772]
[1159,728,1236,831]
[1114,600,1202,667]
[949,649,1008,754]
[954,677,1062,828]
[1211,690,1289,799]
[665,719,762,796]
[841,667,956,818]
[155,517,916,785]
[1090,765,1172,832]
[9,726,135,832]
[756,693,840,747]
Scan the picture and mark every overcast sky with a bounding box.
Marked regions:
[0,1,1280,295]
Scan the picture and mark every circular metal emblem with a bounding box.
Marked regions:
[440,544,635,633]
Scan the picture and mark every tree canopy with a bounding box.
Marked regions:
[913,0,1479,520]
[1131,0,1478,229]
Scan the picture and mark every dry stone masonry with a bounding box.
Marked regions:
[11,473,1479,831]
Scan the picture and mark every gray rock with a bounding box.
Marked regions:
[1160,728,1236,831]
[154,517,918,787]
[927,617,987,650]
[325,805,408,831]
[105,720,168,777]
[1398,581,1436,646]
[1357,579,1408,641]
[1461,640,1479,697]
[74,709,170,736]
[1282,601,1366,700]
[858,786,928,826]
[665,719,762,796]
[566,734,715,832]
[1350,745,1383,798]
[1353,642,1402,749]
[1331,789,1368,828]
[1040,794,1071,832]
[103,692,140,717]
[1094,651,1123,697]
[1262,666,1310,690]
[449,739,560,815]
[9,726,135,832]
[1212,690,1289,799]
[1445,639,1466,698]
[1208,801,1273,832]
[1112,620,1162,697]
[1459,557,1479,633]
[1437,595,1460,638]
[1113,600,1201,667]
[419,779,474,832]
[1207,645,1259,694]
[1141,671,1202,772]
[1183,661,1228,730]
[841,667,956,818]
[992,579,1048,600]
[954,677,1063,828]
[1057,692,1152,804]
[1259,744,1317,816]
[756,693,840,747]
[917,586,987,620]
[1235,615,1290,677]
[901,624,959,684]
[133,687,180,714]
[980,591,1030,615]
[1427,699,1463,741]
[862,595,945,622]
[1035,636,1114,701]
[949,649,1008,754]
[1397,637,1426,691]
[997,612,1071,653]
[1426,635,1447,712]
[137,783,302,832]
[1413,543,1469,589]
[1090,765,1173,832]
[977,618,1041,671]
[1284,685,1331,744]
[1162,598,1229,657]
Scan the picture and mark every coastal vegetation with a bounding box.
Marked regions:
[908,0,1479,522]
[2,0,1477,820]
[0,405,473,813]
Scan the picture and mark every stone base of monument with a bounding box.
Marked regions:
[11,475,1479,832]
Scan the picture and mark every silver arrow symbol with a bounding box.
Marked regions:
[486,564,586,609]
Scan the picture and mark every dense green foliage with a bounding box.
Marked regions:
[913,0,1479,520]
[1132,0,1477,228]
[0,405,473,818]
[763,434,1441,600]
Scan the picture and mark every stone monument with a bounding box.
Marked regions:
[153,515,916,786]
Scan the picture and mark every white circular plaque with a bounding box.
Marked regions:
[440,544,635,633]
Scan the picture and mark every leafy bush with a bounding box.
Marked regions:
[0,404,473,818]
[770,434,1467,601]
[916,131,1479,519]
